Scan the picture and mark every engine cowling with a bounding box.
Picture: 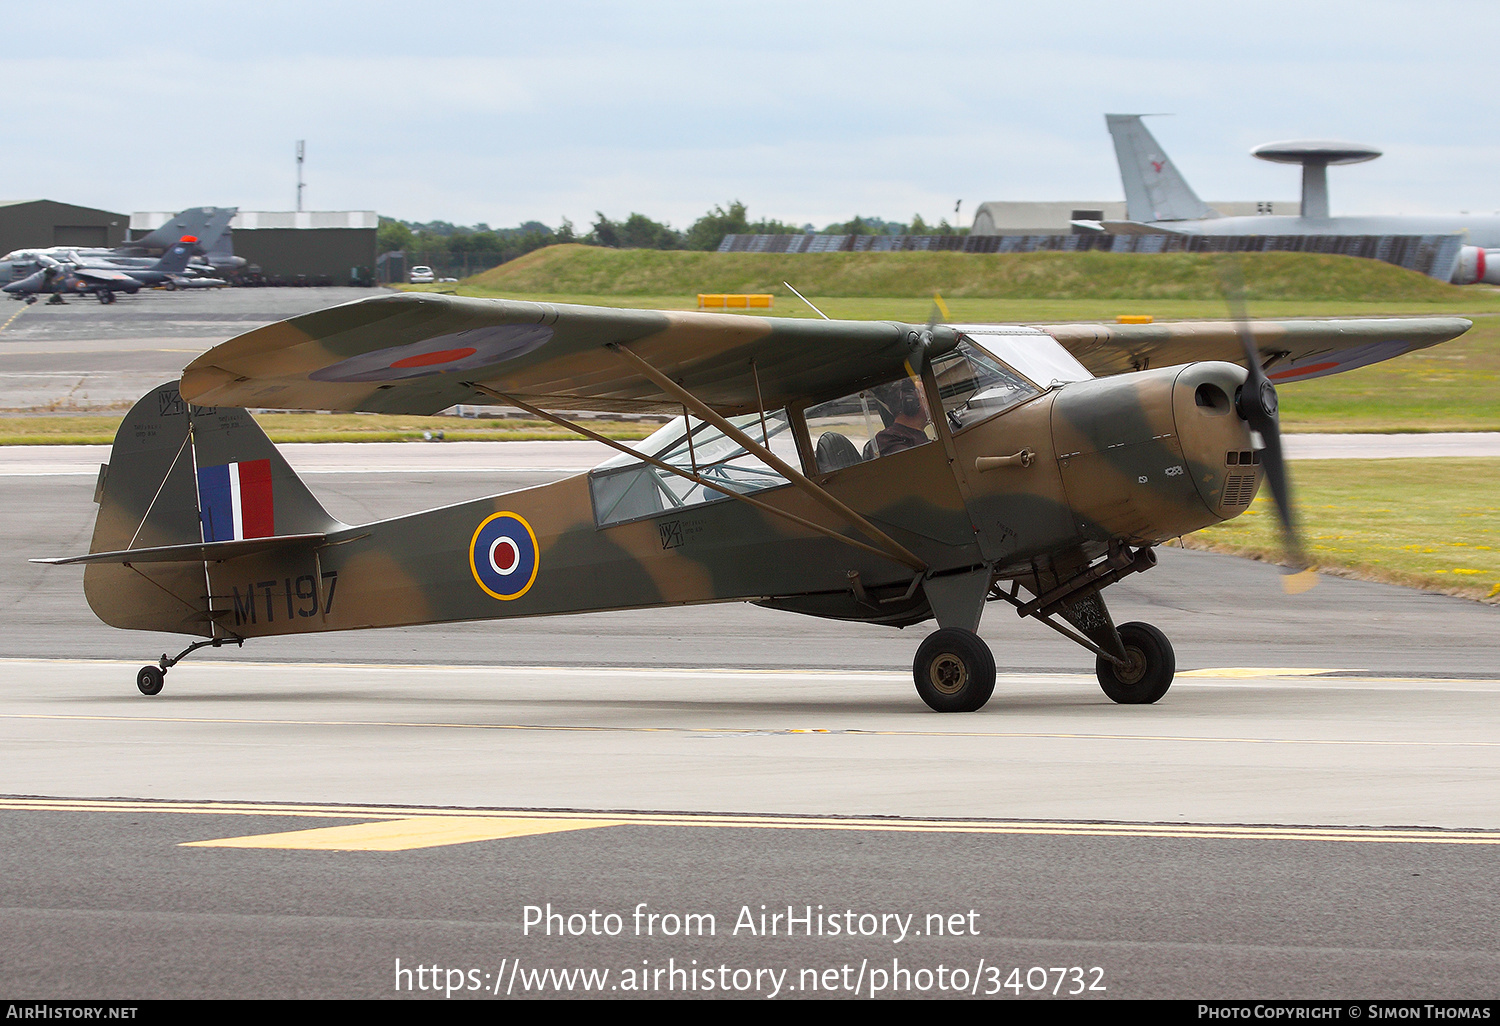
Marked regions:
[1453,246,1500,285]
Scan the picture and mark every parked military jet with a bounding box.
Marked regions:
[0,206,240,282]
[3,240,200,303]
[36,294,1469,709]
[1100,115,1500,284]
[2,256,140,304]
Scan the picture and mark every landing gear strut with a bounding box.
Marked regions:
[989,545,1178,706]
[135,636,243,696]
[913,628,996,712]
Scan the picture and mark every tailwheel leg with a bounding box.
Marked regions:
[1095,622,1175,705]
[135,636,243,697]
[913,628,996,712]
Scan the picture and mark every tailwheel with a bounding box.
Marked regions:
[913,628,996,712]
[136,665,165,696]
[1096,621,1175,704]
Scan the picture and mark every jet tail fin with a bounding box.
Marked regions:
[120,207,237,255]
[75,381,344,635]
[151,240,197,275]
[1105,114,1219,222]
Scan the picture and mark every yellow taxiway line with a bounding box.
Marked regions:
[2,797,1499,851]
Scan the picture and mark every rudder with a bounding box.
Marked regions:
[1105,114,1219,223]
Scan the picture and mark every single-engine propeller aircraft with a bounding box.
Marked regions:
[35,292,1469,710]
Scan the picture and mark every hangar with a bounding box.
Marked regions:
[0,199,128,254]
[131,209,379,283]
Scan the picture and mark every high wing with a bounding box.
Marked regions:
[1039,317,1471,382]
[181,292,951,415]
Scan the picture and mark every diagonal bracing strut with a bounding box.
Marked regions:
[462,382,927,572]
[608,343,928,572]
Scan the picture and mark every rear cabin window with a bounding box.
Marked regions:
[589,411,794,527]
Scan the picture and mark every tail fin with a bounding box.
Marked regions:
[1105,114,1219,222]
[120,206,238,255]
[152,240,196,275]
[82,381,344,635]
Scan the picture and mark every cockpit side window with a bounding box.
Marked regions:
[802,371,936,475]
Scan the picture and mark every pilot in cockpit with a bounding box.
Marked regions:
[873,376,932,456]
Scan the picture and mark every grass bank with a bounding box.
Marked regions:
[455,244,1492,304]
[1187,457,1500,602]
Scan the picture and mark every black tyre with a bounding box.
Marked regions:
[1096,621,1174,704]
[913,628,996,712]
[136,665,164,696]
[97,289,114,305]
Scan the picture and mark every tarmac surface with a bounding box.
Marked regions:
[1,287,1496,1000]
[0,287,378,410]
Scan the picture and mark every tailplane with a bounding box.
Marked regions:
[1105,114,1219,222]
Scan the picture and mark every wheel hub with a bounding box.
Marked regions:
[1114,647,1148,686]
[929,654,969,695]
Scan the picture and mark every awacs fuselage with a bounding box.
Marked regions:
[79,355,1258,641]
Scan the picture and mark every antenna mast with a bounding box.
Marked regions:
[296,140,306,212]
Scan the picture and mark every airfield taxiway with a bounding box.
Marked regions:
[2,288,1497,999]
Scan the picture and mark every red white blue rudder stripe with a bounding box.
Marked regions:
[198,459,275,542]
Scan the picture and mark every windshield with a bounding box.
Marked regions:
[930,339,1042,429]
[955,327,1093,388]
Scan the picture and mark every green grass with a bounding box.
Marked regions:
[445,243,1500,304]
[1187,457,1500,602]
[404,286,1500,324]
[1275,315,1500,432]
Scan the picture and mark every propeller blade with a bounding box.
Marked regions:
[1216,257,1314,590]
[929,291,951,328]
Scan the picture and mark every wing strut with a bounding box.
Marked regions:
[609,343,929,573]
[464,383,928,572]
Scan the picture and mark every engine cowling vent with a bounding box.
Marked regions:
[1221,473,1259,509]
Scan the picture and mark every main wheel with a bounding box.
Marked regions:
[136,665,165,696]
[97,289,114,304]
[913,628,996,712]
[1096,621,1174,704]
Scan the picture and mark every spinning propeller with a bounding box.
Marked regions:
[1219,259,1317,595]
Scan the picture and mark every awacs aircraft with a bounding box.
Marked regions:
[1100,114,1500,285]
[35,294,1469,709]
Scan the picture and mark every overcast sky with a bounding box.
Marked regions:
[7,1,1498,229]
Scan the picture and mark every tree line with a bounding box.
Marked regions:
[378,201,968,278]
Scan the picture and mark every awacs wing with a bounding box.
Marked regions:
[1038,317,1471,382]
[180,292,952,415]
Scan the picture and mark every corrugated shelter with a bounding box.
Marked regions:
[133,209,379,282]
